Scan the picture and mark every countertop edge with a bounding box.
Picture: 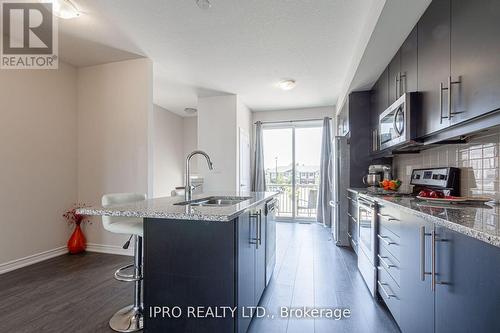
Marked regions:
[359,193,500,249]
[77,192,279,222]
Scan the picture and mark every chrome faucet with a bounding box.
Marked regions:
[185,150,214,201]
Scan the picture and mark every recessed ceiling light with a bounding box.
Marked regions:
[196,0,212,9]
[40,0,81,19]
[184,108,198,115]
[278,79,297,91]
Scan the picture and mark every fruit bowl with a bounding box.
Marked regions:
[379,179,401,191]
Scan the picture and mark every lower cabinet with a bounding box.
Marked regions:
[377,204,500,333]
[237,206,266,333]
[434,226,500,333]
[237,211,256,333]
[399,213,434,333]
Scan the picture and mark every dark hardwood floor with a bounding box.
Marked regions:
[249,222,400,333]
[0,223,399,333]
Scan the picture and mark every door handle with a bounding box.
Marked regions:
[377,234,396,246]
[258,210,262,246]
[439,82,448,124]
[447,76,461,120]
[249,212,259,246]
[377,254,396,269]
[420,226,432,281]
[377,281,397,299]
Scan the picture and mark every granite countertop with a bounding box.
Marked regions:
[348,187,500,248]
[77,191,279,222]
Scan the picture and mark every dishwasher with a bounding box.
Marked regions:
[265,199,277,285]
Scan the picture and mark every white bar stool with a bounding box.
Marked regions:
[102,193,146,333]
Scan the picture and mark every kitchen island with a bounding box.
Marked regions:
[79,191,279,333]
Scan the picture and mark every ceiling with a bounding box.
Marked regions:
[57,0,382,115]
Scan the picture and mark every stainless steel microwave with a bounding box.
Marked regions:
[378,92,419,150]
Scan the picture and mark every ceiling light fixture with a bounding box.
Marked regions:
[40,0,81,19]
[278,79,297,91]
[196,0,212,10]
[184,108,198,115]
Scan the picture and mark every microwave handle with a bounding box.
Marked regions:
[392,107,404,137]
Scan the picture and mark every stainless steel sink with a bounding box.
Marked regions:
[174,196,252,207]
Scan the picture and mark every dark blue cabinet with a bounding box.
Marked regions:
[399,213,434,333]
[435,226,500,333]
[237,211,255,333]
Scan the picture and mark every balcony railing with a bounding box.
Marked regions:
[266,183,318,220]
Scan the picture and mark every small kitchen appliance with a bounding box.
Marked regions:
[363,164,392,187]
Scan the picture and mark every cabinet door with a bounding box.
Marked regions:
[388,51,401,105]
[375,68,389,116]
[417,0,451,136]
[400,26,418,94]
[450,0,500,124]
[254,209,267,304]
[399,214,434,333]
[237,212,255,333]
[435,227,500,333]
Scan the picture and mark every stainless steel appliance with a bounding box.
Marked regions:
[357,195,377,297]
[410,167,460,196]
[265,199,277,286]
[331,136,350,246]
[363,164,393,186]
[379,92,419,150]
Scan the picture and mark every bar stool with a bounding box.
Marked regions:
[102,193,146,332]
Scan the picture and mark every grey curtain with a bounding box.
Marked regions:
[252,121,266,191]
[317,117,333,227]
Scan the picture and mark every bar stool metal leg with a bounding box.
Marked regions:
[109,235,143,332]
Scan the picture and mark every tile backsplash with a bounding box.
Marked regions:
[393,128,500,198]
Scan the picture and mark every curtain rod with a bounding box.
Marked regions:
[254,117,332,125]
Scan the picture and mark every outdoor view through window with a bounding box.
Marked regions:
[263,125,322,221]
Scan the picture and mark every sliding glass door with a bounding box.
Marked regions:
[263,123,322,221]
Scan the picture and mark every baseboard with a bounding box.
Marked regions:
[0,246,68,275]
[86,243,134,256]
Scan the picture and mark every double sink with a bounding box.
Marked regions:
[174,196,252,207]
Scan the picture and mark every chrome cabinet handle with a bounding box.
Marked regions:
[395,74,399,99]
[431,230,436,291]
[377,280,396,299]
[347,231,352,239]
[249,211,260,247]
[440,82,448,124]
[378,234,396,246]
[377,213,399,222]
[400,73,406,95]
[258,210,262,246]
[378,254,396,269]
[420,226,432,281]
[447,76,461,119]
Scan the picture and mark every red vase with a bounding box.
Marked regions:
[68,223,86,254]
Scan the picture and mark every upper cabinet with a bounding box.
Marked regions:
[449,0,500,124]
[369,0,500,146]
[388,50,401,105]
[400,27,418,95]
[417,0,451,136]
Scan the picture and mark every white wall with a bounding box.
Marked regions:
[0,62,78,267]
[152,104,184,197]
[237,98,252,191]
[183,116,198,174]
[252,106,335,123]
[77,58,153,249]
[198,95,238,191]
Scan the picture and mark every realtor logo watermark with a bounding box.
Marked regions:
[1,0,58,69]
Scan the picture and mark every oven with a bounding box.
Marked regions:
[357,196,377,297]
[379,92,418,150]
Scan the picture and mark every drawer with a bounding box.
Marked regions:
[377,208,400,236]
[377,244,400,287]
[377,225,400,262]
[377,265,401,325]
[348,218,358,254]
